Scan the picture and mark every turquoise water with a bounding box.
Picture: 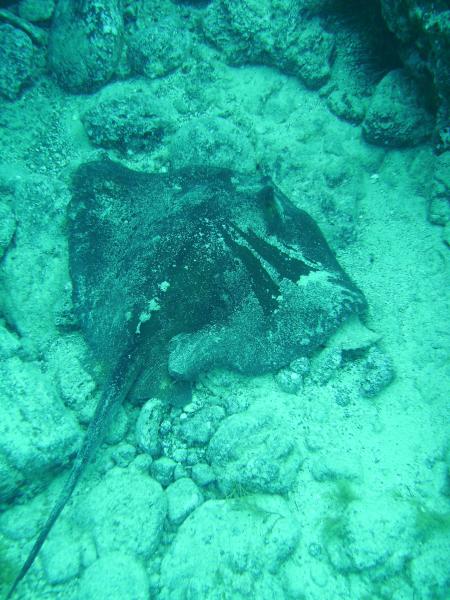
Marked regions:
[0,1,449,599]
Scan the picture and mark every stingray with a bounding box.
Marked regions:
[7,158,366,597]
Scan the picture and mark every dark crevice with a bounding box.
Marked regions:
[323,0,403,84]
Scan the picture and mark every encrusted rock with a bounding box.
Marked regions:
[49,0,123,92]
[203,1,333,89]
[207,407,302,495]
[379,1,449,140]
[325,496,416,576]
[160,495,300,599]
[275,368,304,394]
[18,0,55,22]
[191,462,216,487]
[359,347,395,398]
[362,70,434,147]
[169,116,256,172]
[178,405,225,445]
[110,442,135,467]
[166,477,204,525]
[82,86,172,153]
[135,398,164,457]
[151,456,177,487]
[327,89,367,125]
[128,16,191,79]
[0,24,34,100]
[77,468,167,559]
[41,529,81,585]
[0,356,81,502]
[0,176,71,349]
[79,553,149,600]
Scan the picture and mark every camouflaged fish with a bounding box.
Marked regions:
[7,159,365,597]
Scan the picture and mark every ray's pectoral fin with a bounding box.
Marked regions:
[167,329,224,382]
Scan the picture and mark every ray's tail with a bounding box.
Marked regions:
[6,360,138,599]
[6,448,91,599]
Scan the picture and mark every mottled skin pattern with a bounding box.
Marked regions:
[7,160,365,597]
